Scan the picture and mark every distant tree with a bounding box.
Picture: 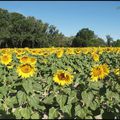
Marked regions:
[0,8,67,48]
[106,35,113,47]
[88,37,106,47]
[72,28,96,47]
[112,39,120,47]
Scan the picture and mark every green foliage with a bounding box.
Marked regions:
[0,8,67,48]
[72,28,106,47]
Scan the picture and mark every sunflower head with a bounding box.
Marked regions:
[16,63,36,78]
[53,70,73,86]
[92,52,99,62]
[114,68,120,75]
[56,49,64,58]
[0,53,12,65]
[91,64,109,81]
[29,57,37,65]
[19,56,30,63]
[7,63,14,69]
[65,48,75,55]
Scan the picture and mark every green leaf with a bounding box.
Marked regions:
[5,97,17,108]
[31,112,40,119]
[43,94,54,104]
[75,105,86,119]
[56,94,67,109]
[0,86,8,96]
[81,91,94,107]
[22,80,33,94]
[33,82,42,91]
[0,94,3,99]
[17,91,27,105]
[48,107,58,119]
[27,95,39,109]
[20,107,31,119]
[62,88,71,95]
[88,81,103,90]
[89,101,99,111]
[62,104,72,117]
[67,91,78,104]
[12,108,22,119]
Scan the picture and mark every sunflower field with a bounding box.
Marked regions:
[0,47,120,119]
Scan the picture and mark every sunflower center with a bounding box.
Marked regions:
[21,57,28,61]
[21,64,32,73]
[31,58,36,63]
[2,55,9,61]
[58,73,69,81]
[94,68,102,77]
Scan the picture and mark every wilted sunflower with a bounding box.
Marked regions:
[53,70,74,86]
[91,64,110,81]
[16,63,36,78]
[0,53,12,65]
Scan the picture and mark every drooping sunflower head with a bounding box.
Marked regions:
[91,64,110,81]
[53,70,74,86]
[16,63,36,78]
[0,53,12,65]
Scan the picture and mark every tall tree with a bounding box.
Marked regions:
[106,35,113,47]
[72,28,95,47]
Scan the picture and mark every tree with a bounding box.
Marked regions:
[106,35,113,47]
[0,8,67,48]
[112,39,120,47]
[87,37,106,47]
[72,28,95,47]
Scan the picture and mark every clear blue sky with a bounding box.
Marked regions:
[0,1,120,40]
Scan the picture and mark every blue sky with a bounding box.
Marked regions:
[0,1,120,40]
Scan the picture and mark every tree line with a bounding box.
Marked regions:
[0,8,120,48]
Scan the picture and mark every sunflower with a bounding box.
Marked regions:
[56,49,64,58]
[19,56,30,64]
[91,64,110,81]
[0,53,12,65]
[91,52,99,62]
[29,57,37,65]
[16,63,36,78]
[7,63,14,69]
[65,48,75,55]
[114,68,120,75]
[53,70,74,86]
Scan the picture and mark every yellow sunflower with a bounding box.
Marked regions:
[53,70,74,86]
[7,63,14,69]
[19,56,30,64]
[16,63,36,78]
[56,49,64,58]
[91,52,99,62]
[29,57,37,65]
[114,68,120,75]
[65,48,75,55]
[91,64,110,81]
[0,53,12,65]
